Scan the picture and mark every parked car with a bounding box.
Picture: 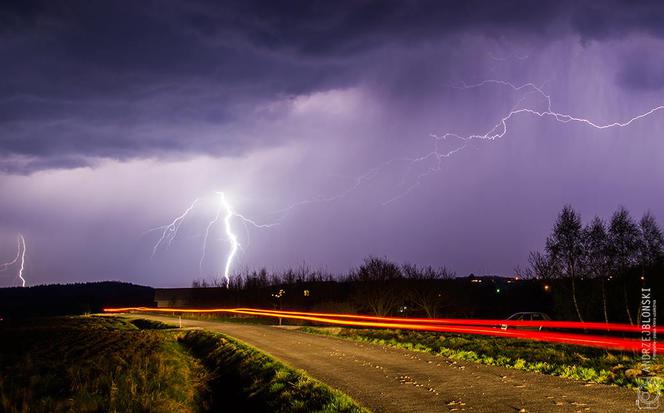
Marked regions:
[500,312,551,331]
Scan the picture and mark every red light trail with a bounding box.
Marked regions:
[104,306,657,352]
[226,307,651,334]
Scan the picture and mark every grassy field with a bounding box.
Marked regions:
[0,316,366,413]
[0,316,204,413]
[300,327,663,392]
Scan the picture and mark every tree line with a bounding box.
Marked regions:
[190,205,663,322]
[529,205,663,324]
[191,260,526,319]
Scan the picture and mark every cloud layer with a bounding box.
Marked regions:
[1,1,663,286]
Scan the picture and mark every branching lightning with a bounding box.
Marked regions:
[151,192,278,287]
[149,78,664,282]
[1,234,27,287]
[151,199,200,257]
[277,79,664,210]
[199,197,223,274]
[0,235,21,272]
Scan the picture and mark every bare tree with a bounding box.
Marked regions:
[528,251,558,280]
[349,257,403,316]
[608,207,641,324]
[639,212,664,269]
[402,264,453,318]
[582,216,610,323]
[546,205,585,322]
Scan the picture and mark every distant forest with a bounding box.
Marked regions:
[0,282,154,319]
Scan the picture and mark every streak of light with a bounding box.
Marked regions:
[230,307,651,334]
[0,235,22,272]
[17,235,26,287]
[220,192,239,287]
[150,199,200,257]
[1,234,27,287]
[103,306,655,352]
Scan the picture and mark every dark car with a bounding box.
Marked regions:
[500,312,551,331]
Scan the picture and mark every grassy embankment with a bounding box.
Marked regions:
[300,327,663,392]
[180,330,367,413]
[0,316,366,413]
[0,316,203,413]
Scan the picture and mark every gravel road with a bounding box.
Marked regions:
[136,314,642,412]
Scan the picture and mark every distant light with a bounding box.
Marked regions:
[640,276,645,281]
[303,289,310,297]
[496,288,501,293]
[544,285,551,292]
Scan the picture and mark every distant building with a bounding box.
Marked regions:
[154,288,193,307]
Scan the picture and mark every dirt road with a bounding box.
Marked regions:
[136,314,641,412]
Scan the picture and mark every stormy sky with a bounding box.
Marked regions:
[1,0,664,287]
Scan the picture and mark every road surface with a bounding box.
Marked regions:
[135,314,642,412]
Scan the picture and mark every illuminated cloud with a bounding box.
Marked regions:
[1,1,663,286]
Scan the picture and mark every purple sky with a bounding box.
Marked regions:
[1,1,664,287]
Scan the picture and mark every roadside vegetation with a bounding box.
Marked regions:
[179,330,367,413]
[300,327,663,393]
[0,316,367,413]
[0,316,204,413]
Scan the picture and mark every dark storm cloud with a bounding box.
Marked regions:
[2,1,664,287]
[617,52,664,92]
[570,0,664,40]
[1,0,664,173]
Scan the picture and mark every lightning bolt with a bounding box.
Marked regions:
[18,235,26,287]
[1,234,27,287]
[219,192,238,288]
[150,198,200,257]
[151,192,278,287]
[149,79,664,281]
[199,197,223,274]
[277,79,664,209]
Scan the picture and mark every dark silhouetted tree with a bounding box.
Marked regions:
[608,207,641,324]
[402,264,453,318]
[546,205,585,322]
[639,212,664,270]
[582,216,610,323]
[528,251,558,280]
[349,257,403,316]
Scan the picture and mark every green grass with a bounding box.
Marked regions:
[300,327,663,392]
[0,316,205,413]
[129,317,174,330]
[0,316,368,413]
[177,312,277,325]
[179,330,368,413]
